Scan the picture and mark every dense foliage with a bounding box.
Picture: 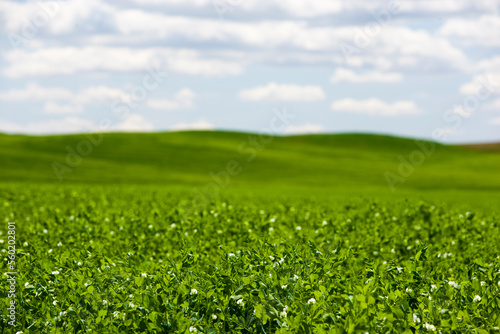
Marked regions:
[1,185,499,333]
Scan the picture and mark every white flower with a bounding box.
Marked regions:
[236,299,244,307]
[23,242,28,247]
[307,298,316,305]
[43,229,48,234]
[129,294,134,299]
[322,221,328,226]
[480,281,485,286]
[293,275,299,281]
[228,253,235,257]
[84,283,89,287]
[48,249,53,254]
[473,295,481,302]
[448,281,458,288]
[110,231,115,235]
[406,288,413,293]
[423,323,436,331]
[270,218,276,223]
[295,226,302,230]
[25,282,30,288]
[171,223,176,228]
[281,285,288,289]
[113,311,120,318]
[129,303,135,308]
[280,310,287,318]
[189,327,198,333]
[269,256,275,261]
[59,311,67,317]
[53,300,58,306]
[269,227,274,232]
[212,314,217,320]
[16,331,23,334]
[77,262,82,266]
[141,273,147,277]
[413,313,421,324]
[103,300,108,306]
[190,289,198,295]
[52,270,59,275]
[57,242,62,247]
[148,225,153,229]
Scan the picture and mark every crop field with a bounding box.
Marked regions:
[1,132,500,333]
[1,184,500,333]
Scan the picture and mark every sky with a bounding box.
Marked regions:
[0,0,499,143]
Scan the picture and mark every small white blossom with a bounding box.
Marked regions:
[23,242,28,247]
[129,303,135,308]
[322,221,328,226]
[52,270,59,275]
[129,294,134,299]
[148,225,153,229]
[281,285,288,289]
[307,298,316,305]
[236,299,244,307]
[295,226,302,231]
[473,295,481,302]
[212,314,217,320]
[270,218,276,223]
[228,253,235,257]
[113,311,120,318]
[77,262,82,266]
[48,249,53,254]
[190,289,198,295]
[141,273,147,277]
[103,300,108,306]
[189,327,198,333]
[43,229,48,234]
[448,281,458,288]
[53,300,58,306]
[413,313,421,324]
[57,242,62,247]
[423,323,436,331]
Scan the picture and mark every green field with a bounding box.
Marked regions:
[1,131,499,333]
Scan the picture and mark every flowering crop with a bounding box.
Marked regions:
[0,185,499,333]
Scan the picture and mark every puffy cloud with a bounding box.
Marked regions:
[0,117,95,135]
[331,98,421,116]
[283,124,325,134]
[2,47,243,78]
[147,89,196,111]
[438,15,500,47]
[239,83,325,102]
[169,120,214,131]
[330,68,402,83]
[43,102,83,115]
[0,83,73,101]
[459,73,499,96]
[114,114,154,132]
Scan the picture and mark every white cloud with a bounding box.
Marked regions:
[284,124,325,134]
[331,98,421,116]
[330,68,402,83]
[2,47,243,78]
[76,86,131,104]
[0,117,95,135]
[114,114,154,132]
[491,117,500,125]
[169,120,214,131]
[43,102,83,115]
[459,73,500,96]
[239,83,325,102]
[147,89,196,111]
[0,83,73,101]
[438,15,500,46]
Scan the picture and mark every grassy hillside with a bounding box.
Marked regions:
[0,131,499,193]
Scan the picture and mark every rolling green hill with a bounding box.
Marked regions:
[1,131,499,194]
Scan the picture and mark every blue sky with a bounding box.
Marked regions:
[0,0,499,143]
